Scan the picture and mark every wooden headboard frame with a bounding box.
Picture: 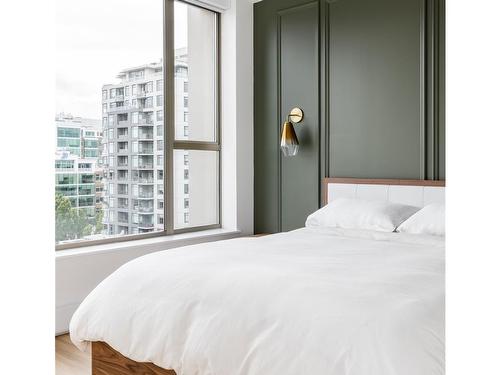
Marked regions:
[322,178,446,206]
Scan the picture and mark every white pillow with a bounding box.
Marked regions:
[305,198,420,232]
[397,203,445,236]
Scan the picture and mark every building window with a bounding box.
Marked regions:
[55,0,219,248]
[131,112,139,124]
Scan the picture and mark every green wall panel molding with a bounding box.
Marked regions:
[254,0,445,233]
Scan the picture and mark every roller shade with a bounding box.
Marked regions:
[182,0,231,12]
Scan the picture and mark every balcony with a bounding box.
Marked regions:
[138,117,153,125]
[137,164,154,170]
[137,206,154,213]
[137,177,154,184]
[138,147,153,155]
[108,104,140,114]
[138,132,153,140]
[137,190,154,199]
[138,222,154,228]
[117,120,130,127]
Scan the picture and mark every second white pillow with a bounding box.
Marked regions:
[397,203,445,236]
[305,198,420,232]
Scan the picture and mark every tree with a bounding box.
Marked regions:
[55,193,93,242]
[94,209,104,234]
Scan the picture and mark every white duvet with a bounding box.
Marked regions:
[70,227,444,375]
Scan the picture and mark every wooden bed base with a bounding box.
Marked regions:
[92,341,176,375]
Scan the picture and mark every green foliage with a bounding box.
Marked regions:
[95,209,104,234]
[55,193,94,242]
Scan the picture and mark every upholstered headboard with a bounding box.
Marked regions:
[322,178,445,207]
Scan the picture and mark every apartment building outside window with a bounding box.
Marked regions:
[55,0,220,248]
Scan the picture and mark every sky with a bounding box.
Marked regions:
[56,0,188,119]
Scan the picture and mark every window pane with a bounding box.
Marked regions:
[174,1,217,142]
[174,150,218,229]
[56,0,164,244]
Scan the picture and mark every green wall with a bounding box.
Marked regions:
[254,0,445,233]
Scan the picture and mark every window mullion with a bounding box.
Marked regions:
[164,0,175,235]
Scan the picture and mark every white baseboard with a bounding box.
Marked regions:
[56,302,80,336]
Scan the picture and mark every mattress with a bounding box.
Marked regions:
[70,227,444,375]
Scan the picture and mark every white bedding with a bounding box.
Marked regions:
[70,227,444,375]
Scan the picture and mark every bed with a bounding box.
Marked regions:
[70,178,445,375]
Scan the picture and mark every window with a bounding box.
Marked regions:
[55,160,74,169]
[55,0,219,248]
[132,112,139,124]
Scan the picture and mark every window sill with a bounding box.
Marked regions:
[55,228,241,260]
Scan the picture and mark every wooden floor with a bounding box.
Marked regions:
[56,334,91,375]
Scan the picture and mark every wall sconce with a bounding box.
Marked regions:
[280,107,304,157]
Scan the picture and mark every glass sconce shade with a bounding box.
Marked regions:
[280,121,299,157]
